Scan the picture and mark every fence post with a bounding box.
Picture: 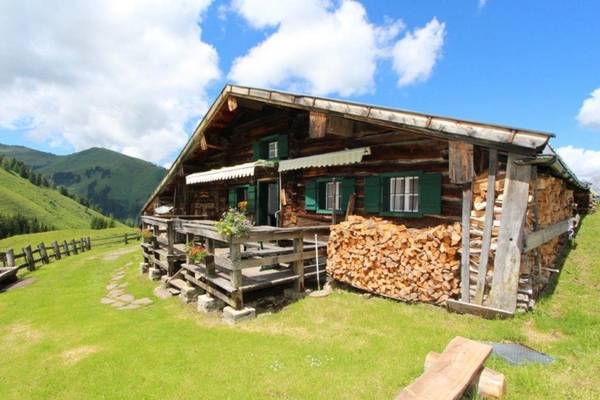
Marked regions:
[63,240,71,256]
[80,238,86,252]
[6,249,15,268]
[124,233,128,245]
[51,241,61,260]
[71,240,78,255]
[87,236,92,250]
[23,245,35,271]
[38,243,50,264]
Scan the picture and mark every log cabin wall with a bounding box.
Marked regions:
[183,107,464,229]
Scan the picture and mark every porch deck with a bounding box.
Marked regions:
[140,216,330,309]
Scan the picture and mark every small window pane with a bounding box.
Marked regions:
[268,141,278,159]
[325,181,341,210]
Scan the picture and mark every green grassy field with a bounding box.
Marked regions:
[0,214,599,399]
[0,168,122,231]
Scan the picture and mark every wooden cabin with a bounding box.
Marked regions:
[140,85,591,317]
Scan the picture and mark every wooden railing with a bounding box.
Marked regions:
[140,215,329,309]
[0,232,140,283]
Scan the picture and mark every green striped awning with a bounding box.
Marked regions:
[278,147,371,172]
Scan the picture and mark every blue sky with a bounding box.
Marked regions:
[1,0,600,177]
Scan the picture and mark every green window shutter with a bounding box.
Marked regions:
[381,176,391,212]
[246,184,256,213]
[252,142,263,160]
[228,188,237,208]
[364,176,381,213]
[277,134,288,159]
[420,172,442,215]
[340,178,355,212]
[304,181,317,211]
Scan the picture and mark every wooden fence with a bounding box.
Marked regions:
[0,232,140,284]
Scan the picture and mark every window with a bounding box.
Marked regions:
[268,141,278,159]
[363,172,441,217]
[389,176,419,212]
[325,181,341,210]
[253,134,288,160]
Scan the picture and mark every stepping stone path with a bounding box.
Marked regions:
[100,266,153,311]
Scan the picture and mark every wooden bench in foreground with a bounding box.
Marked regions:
[395,336,505,400]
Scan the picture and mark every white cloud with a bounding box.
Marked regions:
[557,145,600,180]
[228,0,442,96]
[478,0,489,9]
[0,0,220,164]
[391,18,446,87]
[577,88,600,130]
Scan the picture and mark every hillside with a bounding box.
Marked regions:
[0,145,166,221]
[0,167,119,230]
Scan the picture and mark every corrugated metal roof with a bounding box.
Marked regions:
[186,160,275,184]
[278,147,371,172]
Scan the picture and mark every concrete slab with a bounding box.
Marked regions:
[140,262,149,274]
[223,306,256,325]
[197,294,225,313]
[179,285,199,304]
[100,297,116,304]
[132,297,153,306]
[117,294,135,303]
[148,267,162,281]
[117,304,141,310]
[108,289,125,298]
[153,286,172,299]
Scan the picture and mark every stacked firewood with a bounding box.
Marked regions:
[467,172,506,304]
[521,174,574,308]
[327,216,461,304]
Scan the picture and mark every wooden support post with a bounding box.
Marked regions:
[229,242,243,309]
[206,238,216,277]
[124,233,128,245]
[71,239,78,255]
[460,183,473,303]
[489,154,532,313]
[6,249,15,268]
[80,238,86,252]
[51,241,61,260]
[166,220,174,255]
[63,240,71,256]
[474,149,498,304]
[293,236,305,293]
[87,236,92,250]
[38,243,49,264]
[23,245,35,271]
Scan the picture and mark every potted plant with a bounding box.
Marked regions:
[139,228,153,243]
[186,243,208,264]
[215,208,252,238]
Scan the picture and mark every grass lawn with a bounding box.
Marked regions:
[1,214,599,399]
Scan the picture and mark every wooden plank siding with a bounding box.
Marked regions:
[182,109,463,227]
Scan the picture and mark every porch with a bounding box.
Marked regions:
[140,216,329,309]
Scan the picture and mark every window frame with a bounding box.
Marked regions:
[380,171,426,218]
[268,141,278,159]
[389,175,420,213]
[315,177,344,215]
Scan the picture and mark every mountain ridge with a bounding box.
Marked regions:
[0,144,166,221]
